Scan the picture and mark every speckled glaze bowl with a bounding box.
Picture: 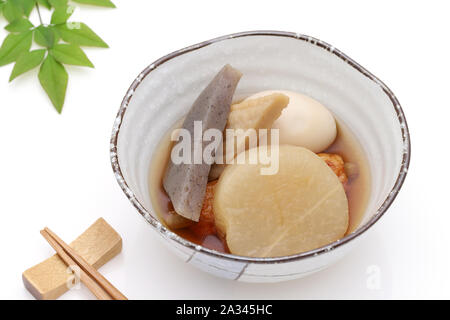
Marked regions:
[110,31,410,282]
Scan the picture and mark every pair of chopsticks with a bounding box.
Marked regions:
[40,227,127,300]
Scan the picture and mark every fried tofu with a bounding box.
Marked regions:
[317,153,348,184]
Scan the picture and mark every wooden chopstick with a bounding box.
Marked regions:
[40,227,127,300]
[40,229,112,300]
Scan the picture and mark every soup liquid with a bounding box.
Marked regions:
[149,118,371,254]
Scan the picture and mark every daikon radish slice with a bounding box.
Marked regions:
[213,145,348,258]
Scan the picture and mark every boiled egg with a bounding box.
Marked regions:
[245,90,337,153]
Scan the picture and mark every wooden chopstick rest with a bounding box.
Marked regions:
[41,228,127,300]
[23,218,122,300]
[40,229,114,300]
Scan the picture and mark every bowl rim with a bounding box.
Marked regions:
[110,30,411,264]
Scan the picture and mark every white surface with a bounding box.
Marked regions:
[0,0,447,299]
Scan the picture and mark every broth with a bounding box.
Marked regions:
[149,117,371,254]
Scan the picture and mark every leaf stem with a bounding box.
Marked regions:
[36,3,44,25]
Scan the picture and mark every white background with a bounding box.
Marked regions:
[0,0,447,299]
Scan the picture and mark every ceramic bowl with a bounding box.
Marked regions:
[110,31,410,282]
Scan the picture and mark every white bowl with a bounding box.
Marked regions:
[110,31,410,283]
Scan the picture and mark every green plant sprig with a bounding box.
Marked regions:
[0,0,115,113]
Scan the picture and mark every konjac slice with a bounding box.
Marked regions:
[213,145,349,257]
[163,65,242,221]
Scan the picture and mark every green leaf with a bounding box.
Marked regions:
[55,22,108,47]
[50,3,73,24]
[48,0,67,7]
[5,18,34,32]
[9,49,45,81]
[34,25,56,47]
[2,0,23,22]
[0,31,33,66]
[19,0,35,17]
[50,43,93,67]
[71,0,115,8]
[36,0,51,9]
[38,54,68,113]
[2,0,35,19]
